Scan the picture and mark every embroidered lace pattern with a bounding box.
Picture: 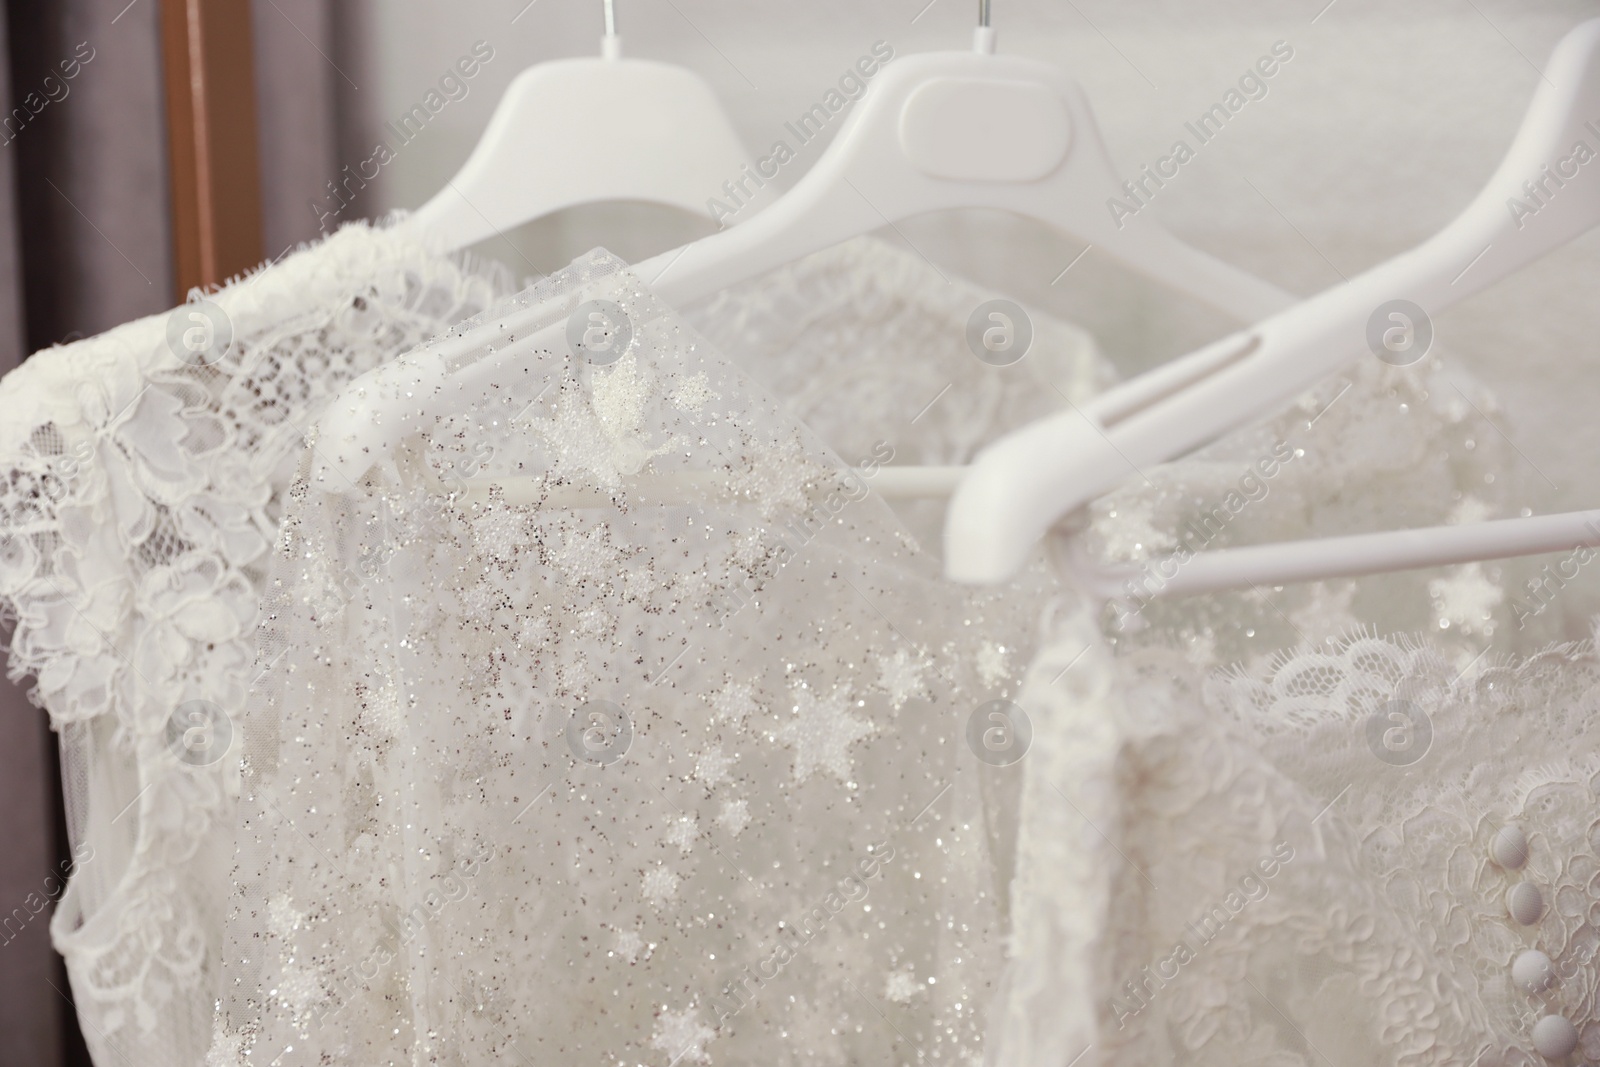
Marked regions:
[0,222,510,1067]
[1195,633,1600,1067]
[984,325,1571,1064]
[690,236,1114,552]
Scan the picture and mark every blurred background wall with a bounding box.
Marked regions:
[2,0,1598,1062]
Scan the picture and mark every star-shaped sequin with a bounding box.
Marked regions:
[669,372,719,414]
[651,1005,716,1065]
[885,968,925,1004]
[976,641,1010,688]
[665,814,698,854]
[695,744,737,788]
[873,646,931,710]
[641,864,681,909]
[613,927,649,964]
[710,678,760,725]
[717,797,751,837]
[776,683,874,783]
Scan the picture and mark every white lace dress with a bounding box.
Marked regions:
[210,250,1062,1066]
[993,349,1600,1065]
[0,223,512,1067]
[997,622,1600,1067]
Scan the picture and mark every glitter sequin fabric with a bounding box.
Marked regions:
[213,251,1054,1066]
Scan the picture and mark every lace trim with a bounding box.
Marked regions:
[0,220,511,1064]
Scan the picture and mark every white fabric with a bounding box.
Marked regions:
[686,235,1114,554]
[1082,352,1527,661]
[1203,631,1600,1067]
[688,235,1112,469]
[990,342,1600,1065]
[998,624,1600,1066]
[5,195,1575,1067]
[0,223,512,1067]
[0,223,1106,1066]
[203,233,1578,1067]
[210,249,1059,1065]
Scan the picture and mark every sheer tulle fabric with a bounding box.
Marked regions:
[1083,353,1529,663]
[213,252,1050,1066]
[686,235,1114,557]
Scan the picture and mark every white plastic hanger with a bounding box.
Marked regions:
[396,0,774,253]
[948,17,1600,588]
[314,3,1296,490]
[628,5,1293,315]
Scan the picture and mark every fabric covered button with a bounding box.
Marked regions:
[1512,949,1554,993]
[1506,881,1545,925]
[1531,1014,1578,1060]
[1491,823,1529,869]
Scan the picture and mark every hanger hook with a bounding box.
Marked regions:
[974,0,996,52]
[600,0,621,58]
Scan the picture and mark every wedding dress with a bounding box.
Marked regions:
[210,249,1061,1065]
[692,255,1573,1064]
[0,221,1107,1067]
[0,222,512,1067]
[997,621,1600,1067]
[209,230,1582,1065]
[689,243,1576,1064]
[993,350,1600,1065]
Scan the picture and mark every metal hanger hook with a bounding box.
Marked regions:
[604,0,617,37]
[973,0,996,52]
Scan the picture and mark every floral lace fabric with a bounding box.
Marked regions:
[688,236,1114,552]
[0,222,512,1067]
[992,618,1468,1067]
[212,250,1057,1066]
[1194,632,1600,1066]
[688,236,1112,466]
[994,340,1600,1063]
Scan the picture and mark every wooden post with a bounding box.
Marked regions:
[160,0,263,297]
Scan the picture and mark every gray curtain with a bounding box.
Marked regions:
[8,0,170,353]
[5,0,171,1059]
[253,0,338,258]
[0,0,68,1060]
